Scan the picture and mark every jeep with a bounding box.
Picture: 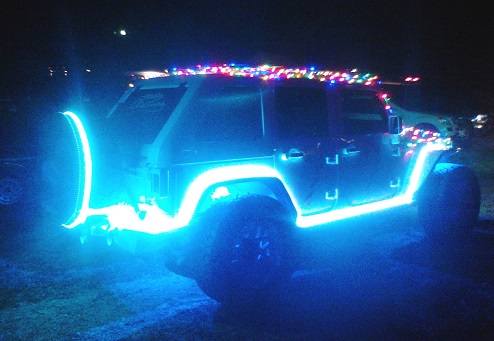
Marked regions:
[43,65,480,305]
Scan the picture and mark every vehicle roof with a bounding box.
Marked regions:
[131,64,381,89]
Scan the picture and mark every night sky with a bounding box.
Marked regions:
[1,0,493,91]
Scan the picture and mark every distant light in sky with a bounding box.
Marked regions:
[114,29,127,36]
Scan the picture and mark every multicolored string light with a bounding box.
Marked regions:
[132,64,380,85]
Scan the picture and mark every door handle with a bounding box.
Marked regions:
[286,148,305,159]
[342,145,360,155]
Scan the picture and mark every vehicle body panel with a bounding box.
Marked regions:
[53,68,449,242]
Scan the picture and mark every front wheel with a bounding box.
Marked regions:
[193,196,296,306]
[417,163,480,240]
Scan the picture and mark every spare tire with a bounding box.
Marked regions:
[38,112,89,226]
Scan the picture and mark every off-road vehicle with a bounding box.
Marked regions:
[43,65,480,305]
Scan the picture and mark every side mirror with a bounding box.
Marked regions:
[388,115,403,135]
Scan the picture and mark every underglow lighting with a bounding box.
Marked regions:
[61,110,446,235]
[84,165,291,234]
[85,143,443,234]
[61,111,92,229]
[296,142,445,228]
[173,165,285,230]
[87,202,175,234]
[170,143,444,230]
[296,196,412,227]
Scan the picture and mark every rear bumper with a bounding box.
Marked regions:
[79,220,191,255]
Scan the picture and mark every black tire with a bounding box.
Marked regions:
[192,195,296,306]
[417,163,480,240]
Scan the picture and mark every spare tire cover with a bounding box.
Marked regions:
[39,112,91,227]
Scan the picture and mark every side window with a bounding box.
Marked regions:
[111,86,188,145]
[195,87,263,142]
[275,87,329,138]
[341,90,388,135]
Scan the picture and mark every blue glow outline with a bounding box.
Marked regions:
[61,111,93,228]
[170,142,444,230]
[296,142,443,227]
[62,111,445,234]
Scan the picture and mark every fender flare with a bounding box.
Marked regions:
[172,165,298,228]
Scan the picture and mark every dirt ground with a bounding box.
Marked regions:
[1,135,494,340]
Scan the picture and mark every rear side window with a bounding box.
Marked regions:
[275,87,329,138]
[341,90,388,135]
[111,86,187,145]
[195,87,263,142]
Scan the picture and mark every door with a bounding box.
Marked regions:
[336,88,404,206]
[272,85,339,216]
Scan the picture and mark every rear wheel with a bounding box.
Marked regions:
[192,196,296,306]
[417,163,480,240]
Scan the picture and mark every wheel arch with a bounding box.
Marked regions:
[191,176,298,223]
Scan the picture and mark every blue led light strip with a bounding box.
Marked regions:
[170,143,444,230]
[62,111,445,233]
[61,111,93,228]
